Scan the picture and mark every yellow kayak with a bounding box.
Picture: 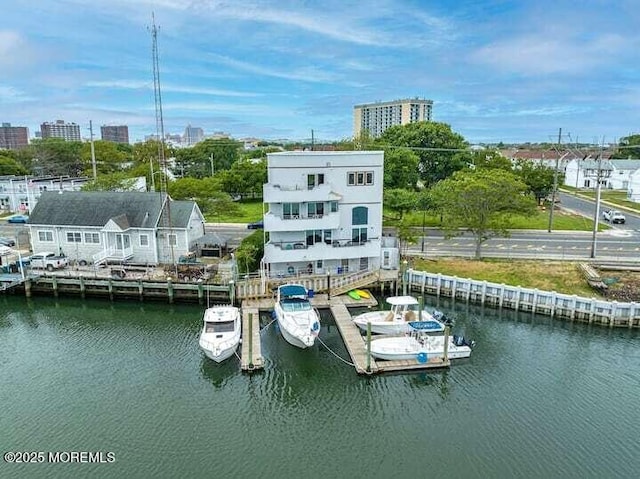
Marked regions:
[355,289,371,299]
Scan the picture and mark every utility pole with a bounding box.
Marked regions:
[548,127,561,232]
[89,120,97,180]
[311,129,315,151]
[210,153,214,176]
[590,138,609,258]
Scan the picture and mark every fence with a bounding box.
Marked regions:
[406,269,640,328]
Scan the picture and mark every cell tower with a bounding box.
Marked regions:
[150,12,175,265]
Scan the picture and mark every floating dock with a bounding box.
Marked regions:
[240,303,264,372]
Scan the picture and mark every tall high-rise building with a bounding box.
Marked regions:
[353,98,433,138]
[40,120,81,141]
[183,124,204,146]
[101,125,129,144]
[0,123,29,149]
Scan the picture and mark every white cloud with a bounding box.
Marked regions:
[85,80,263,97]
[470,28,629,75]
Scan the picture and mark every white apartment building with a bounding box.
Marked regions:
[353,98,433,138]
[262,151,399,278]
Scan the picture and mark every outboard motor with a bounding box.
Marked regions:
[453,335,476,348]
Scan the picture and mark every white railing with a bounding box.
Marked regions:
[405,269,640,328]
[92,246,134,265]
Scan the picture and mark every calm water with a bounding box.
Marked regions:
[1,295,639,479]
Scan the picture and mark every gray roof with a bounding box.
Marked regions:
[609,159,640,171]
[28,191,197,229]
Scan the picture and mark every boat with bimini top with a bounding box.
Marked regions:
[370,329,475,362]
[273,284,321,349]
[353,295,449,335]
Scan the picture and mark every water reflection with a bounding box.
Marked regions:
[199,356,239,388]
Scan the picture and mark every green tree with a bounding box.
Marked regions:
[384,188,418,221]
[81,172,140,191]
[470,149,513,171]
[81,140,130,175]
[31,138,83,176]
[383,148,420,189]
[514,159,558,205]
[167,177,239,217]
[0,154,28,175]
[215,158,267,198]
[378,121,471,187]
[612,134,640,159]
[235,230,264,274]
[430,169,537,259]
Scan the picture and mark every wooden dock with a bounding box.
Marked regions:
[240,304,264,372]
[329,298,451,374]
[329,300,379,374]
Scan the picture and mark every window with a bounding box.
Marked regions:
[316,259,323,269]
[307,202,324,218]
[323,230,332,244]
[352,228,367,243]
[306,229,322,246]
[84,232,100,244]
[66,232,82,243]
[366,172,374,185]
[38,230,54,242]
[283,203,300,219]
[330,201,338,213]
[347,171,374,186]
[352,206,368,225]
[168,234,177,246]
[307,173,325,189]
[140,234,149,247]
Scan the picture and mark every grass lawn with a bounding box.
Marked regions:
[207,199,264,223]
[409,258,601,297]
[572,190,640,212]
[386,207,607,231]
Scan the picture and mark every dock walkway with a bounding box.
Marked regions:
[330,299,379,374]
[240,303,264,372]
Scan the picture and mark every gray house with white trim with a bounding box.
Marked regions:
[27,191,206,265]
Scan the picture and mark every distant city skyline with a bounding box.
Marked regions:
[1,1,638,145]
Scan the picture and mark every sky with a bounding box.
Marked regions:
[1,0,639,145]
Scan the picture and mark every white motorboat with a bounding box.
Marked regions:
[353,295,449,335]
[273,284,321,349]
[199,305,241,363]
[370,332,475,362]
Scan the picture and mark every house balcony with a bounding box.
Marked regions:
[264,237,381,263]
[264,211,340,232]
[263,183,341,203]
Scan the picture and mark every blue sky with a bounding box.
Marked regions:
[1,0,638,144]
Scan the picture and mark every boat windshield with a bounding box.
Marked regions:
[281,298,312,312]
[205,321,235,333]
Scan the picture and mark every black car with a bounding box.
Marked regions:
[247,219,264,229]
[0,237,16,247]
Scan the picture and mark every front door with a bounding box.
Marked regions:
[115,234,131,251]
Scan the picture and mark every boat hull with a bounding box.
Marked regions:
[277,320,315,349]
[200,341,239,363]
[370,335,472,361]
[353,311,444,335]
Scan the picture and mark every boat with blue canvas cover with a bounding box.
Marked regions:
[273,284,321,349]
[352,295,449,335]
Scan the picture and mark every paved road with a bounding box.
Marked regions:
[412,229,639,261]
[557,191,640,231]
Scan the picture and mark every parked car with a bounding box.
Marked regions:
[247,219,264,229]
[30,252,69,271]
[7,215,29,224]
[602,209,626,224]
[0,237,16,247]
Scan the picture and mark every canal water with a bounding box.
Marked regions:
[1,295,638,479]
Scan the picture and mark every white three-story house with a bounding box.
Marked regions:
[262,151,397,278]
